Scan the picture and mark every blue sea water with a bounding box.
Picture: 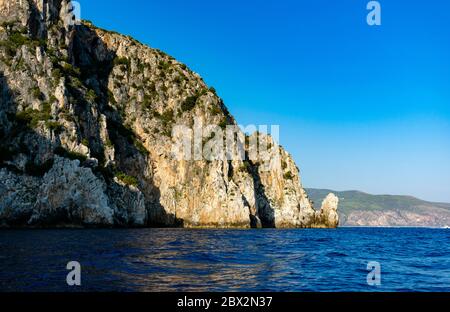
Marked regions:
[0,228,449,292]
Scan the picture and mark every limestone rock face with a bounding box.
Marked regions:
[0,0,338,228]
[29,157,113,226]
[0,168,39,226]
[108,178,147,226]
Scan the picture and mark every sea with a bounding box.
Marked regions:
[0,227,449,292]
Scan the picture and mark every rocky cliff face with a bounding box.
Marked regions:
[0,0,338,228]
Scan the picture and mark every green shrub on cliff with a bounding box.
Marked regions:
[209,86,217,96]
[160,109,174,125]
[283,171,294,180]
[61,62,81,77]
[52,68,62,81]
[239,161,251,173]
[113,56,131,70]
[0,29,47,58]
[181,94,198,112]
[115,172,139,187]
[209,104,222,116]
[31,87,43,100]
[134,140,149,156]
[218,118,228,130]
[16,103,52,128]
[108,90,117,105]
[54,146,87,163]
[86,89,97,102]
[45,121,63,134]
[158,60,171,72]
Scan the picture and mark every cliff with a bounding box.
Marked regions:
[0,0,338,228]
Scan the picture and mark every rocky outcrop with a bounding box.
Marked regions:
[0,0,338,228]
[29,156,113,226]
[314,193,339,228]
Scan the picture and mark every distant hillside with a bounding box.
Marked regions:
[306,189,450,228]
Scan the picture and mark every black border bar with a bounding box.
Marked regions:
[0,292,448,311]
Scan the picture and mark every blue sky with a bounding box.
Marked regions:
[78,0,450,202]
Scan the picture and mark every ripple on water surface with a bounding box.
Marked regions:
[0,228,449,292]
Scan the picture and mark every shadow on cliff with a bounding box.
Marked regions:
[0,73,17,167]
[0,71,46,225]
[69,22,183,227]
[228,152,276,228]
[1,69,99,226]
[248,159,276,228]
